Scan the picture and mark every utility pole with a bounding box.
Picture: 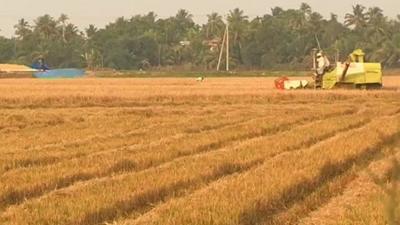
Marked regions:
[216,15,230,72]
[226,21,229,71]
[217,27,227,71]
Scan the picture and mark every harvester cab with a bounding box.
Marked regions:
[312,49,383,89]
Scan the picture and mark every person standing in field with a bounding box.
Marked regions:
[315,51,330,89]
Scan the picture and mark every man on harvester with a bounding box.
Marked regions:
[314,51,331,89]
[32,56,50,71]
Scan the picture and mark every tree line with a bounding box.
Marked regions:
[1,3,400,70]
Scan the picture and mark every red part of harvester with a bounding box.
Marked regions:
[274,77,289,90]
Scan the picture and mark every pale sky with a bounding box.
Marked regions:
[0,0,399,37]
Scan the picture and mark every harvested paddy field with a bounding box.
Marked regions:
[0,77,399,225]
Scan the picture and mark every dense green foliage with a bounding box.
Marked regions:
[1,3,400,70]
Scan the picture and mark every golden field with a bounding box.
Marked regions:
[0,77,399,225]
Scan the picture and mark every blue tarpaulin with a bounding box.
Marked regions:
[34,69,85,78]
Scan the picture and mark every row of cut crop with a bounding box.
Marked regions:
[122,114,400,225]
[298,141,400,225]
[0,104,269,173]
[0,105,355,210]
[0,109,381,225]
[0,104,236,152]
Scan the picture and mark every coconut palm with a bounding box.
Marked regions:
[345,4,368,30]
[175,9,194,30]
[228,8,248,46]
[85,24,98,39]
[300,3,312,19]
[368,7,384,22]
[369,39,400,66]
[14,19,31,40]
[176,9,192,21]
[64,24,79,41]
[271,7,283,17]
[58,14,69,42]
[172,9,195,43]
[227,8,249,64]
[205,13,224,39]
[34,15,58,40]
[286,9,307,31]
[367,7,387,35]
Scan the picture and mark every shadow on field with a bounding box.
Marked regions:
[238,131,400,225]
[76,160,263,225]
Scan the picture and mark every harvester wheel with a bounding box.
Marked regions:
[355,83,383,90]
[366,83,383,90]
[315,75,323,89]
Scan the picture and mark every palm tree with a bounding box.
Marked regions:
[205,13,224,39]
[175,9,193,28]
[300,3,312,19]
[58,14,69,42]
[286,9,307,31]
[369,8,386,27]
[345,4,368,30]
[64,24,79,41]
[228,8,249,64]
[368,7,383,21]
[34,14,58,40]
[176,9,193,21]
[330,13,338,22]
[228,8,248,45]
[369,40,400,66]
[14,18,31,40]
[174,9,195,42]
[84,24,100,69]
[271,7,283,17]
[385,41,400,66]
[142,12,157,27]
[366,8,390,51]
[85,24,98,39]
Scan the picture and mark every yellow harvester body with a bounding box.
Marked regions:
[322,49,383,89]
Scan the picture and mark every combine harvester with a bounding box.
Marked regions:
[315,49,383,89]
[276,49,383,90]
